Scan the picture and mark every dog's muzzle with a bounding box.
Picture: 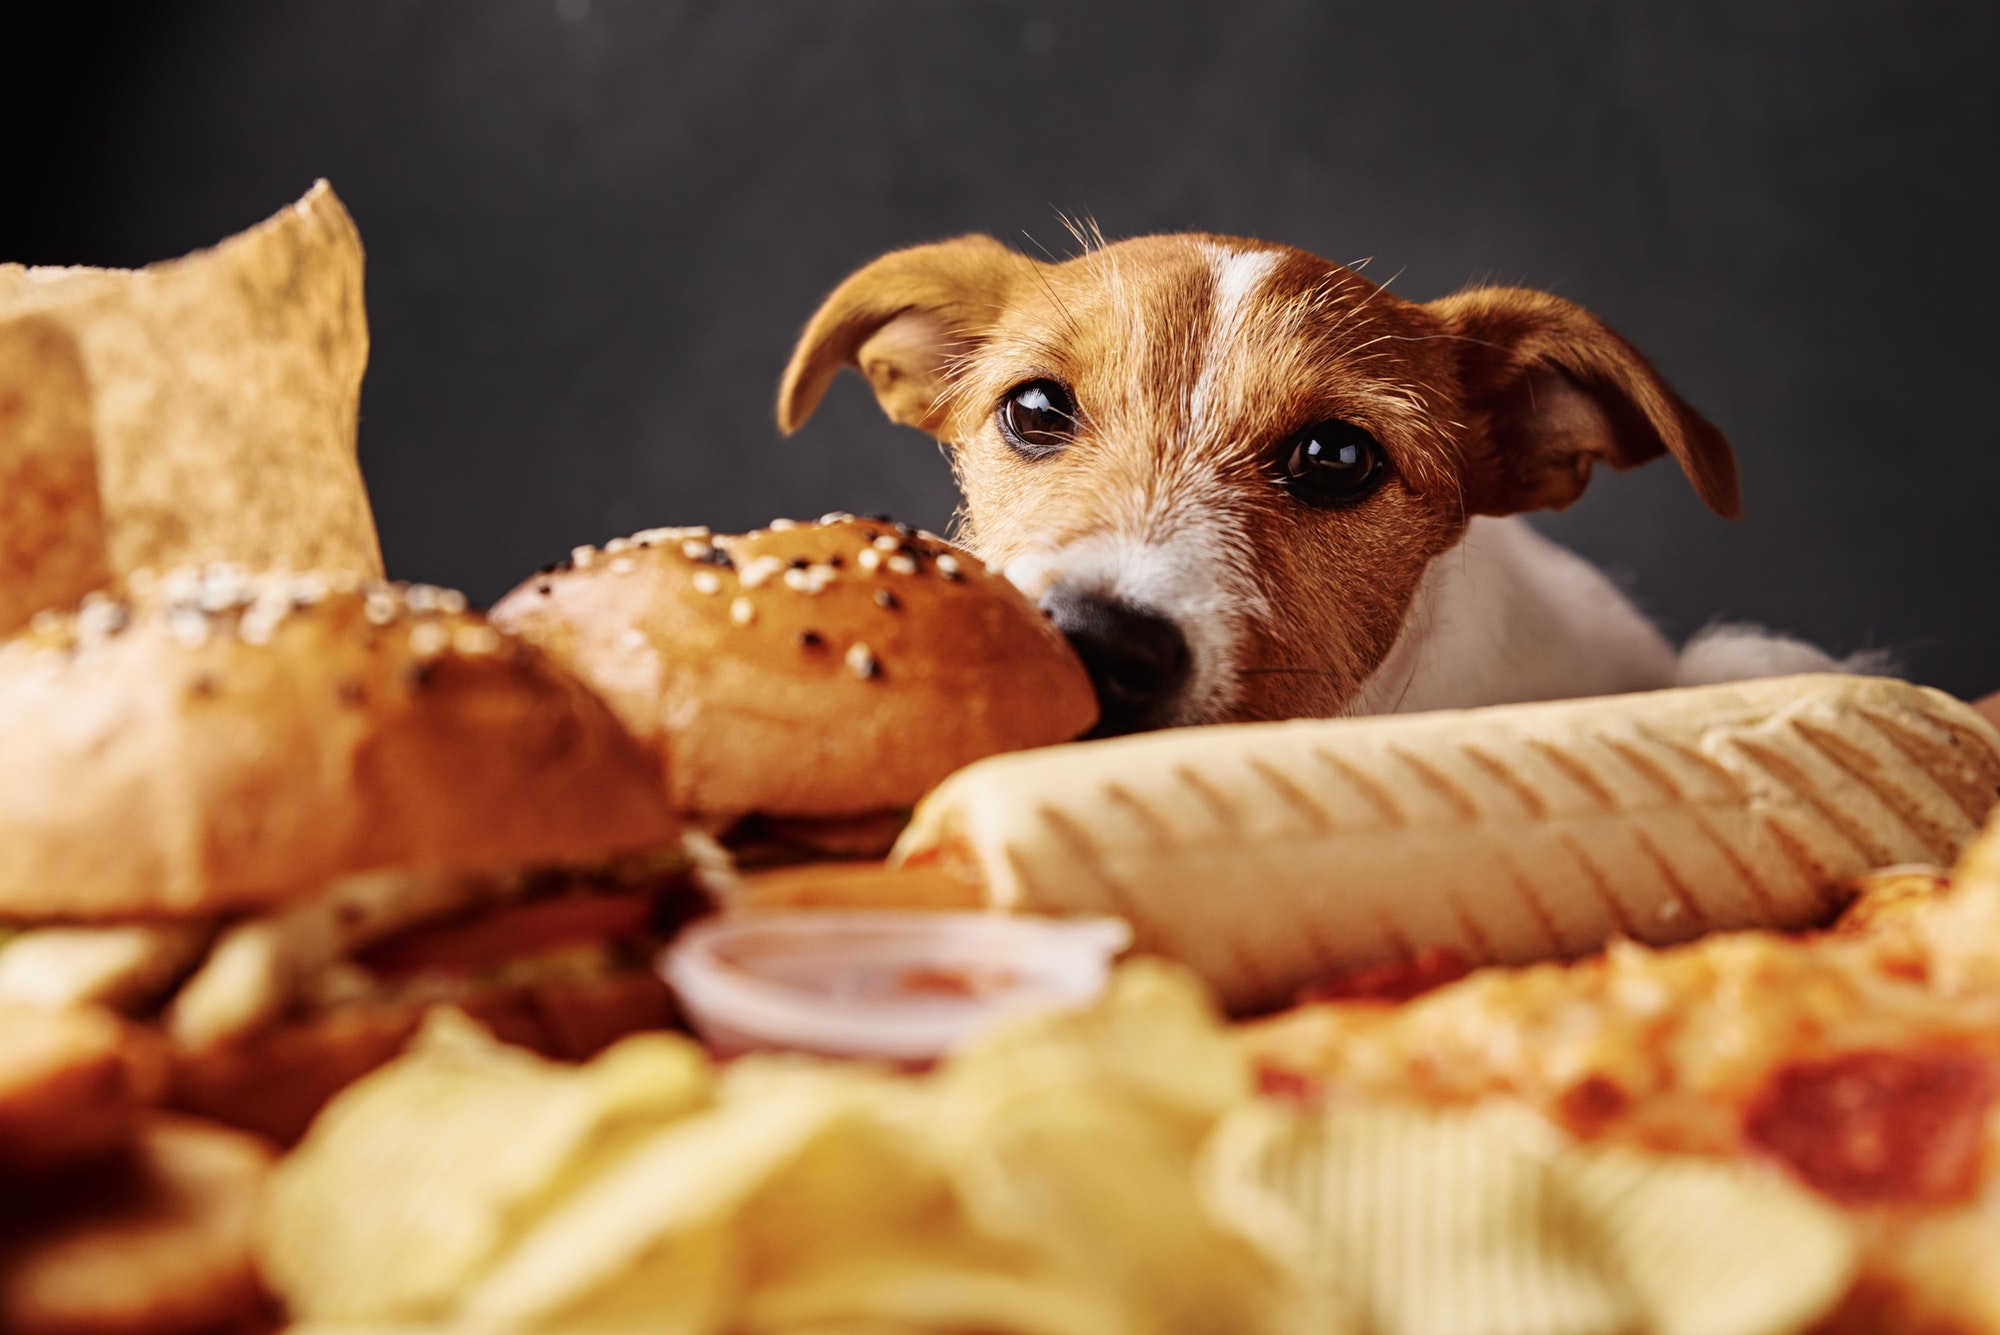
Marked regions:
[1039,587,1191,736]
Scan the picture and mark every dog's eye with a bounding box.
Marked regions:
[998,380,1077,459]
[1276,420,1387,507]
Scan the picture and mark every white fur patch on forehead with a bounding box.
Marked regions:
[1189,244,1282,429]
[1001,509,1270,727]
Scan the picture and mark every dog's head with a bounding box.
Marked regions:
[778,233,1738,733]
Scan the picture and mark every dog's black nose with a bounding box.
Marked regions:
[1039,588,1191,736]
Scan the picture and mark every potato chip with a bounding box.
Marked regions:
[743,1255,1129,1335]
[260,1010,711,1322]
[1551,1141,1855,1335]
[943,958,1247,1141]
[457,1060,901,1327]
[948,1082,1292,1335]
[1201,1100,1629,1335]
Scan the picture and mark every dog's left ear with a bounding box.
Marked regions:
[1428,287,1741,518]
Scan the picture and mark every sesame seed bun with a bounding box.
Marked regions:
[489,516,1098,820]
[0,567,679,921]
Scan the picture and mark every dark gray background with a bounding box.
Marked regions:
[6,1,1995,696]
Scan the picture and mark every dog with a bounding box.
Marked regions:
[776,232,1851,735]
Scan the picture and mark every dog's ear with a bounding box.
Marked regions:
[777,235,1036,439]
[1428,287,1741,518]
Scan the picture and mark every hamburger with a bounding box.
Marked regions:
[0,564,701,1143]
[489,514,1098,863]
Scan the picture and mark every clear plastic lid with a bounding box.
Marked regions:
[659,910,1132,1061]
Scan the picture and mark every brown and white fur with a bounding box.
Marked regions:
[778,232,1850,734]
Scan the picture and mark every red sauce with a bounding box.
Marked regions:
[1745,1048,1999,1206]
[1294,948,1473,1006]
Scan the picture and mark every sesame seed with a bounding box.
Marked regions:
[691,570,722,595]
[935,554,961,576]
[364,592,400,625]
[609,556,637,575]
[604,536,632,555]
[885,554,917,575]
[768,518,797,531]
[29,608,64,635]
[730,596,756,625]
[437,589,468,615]
[696,547,734,568]
[168,607,211,647]
[845,642,880,679]
[571,545,598,569]
[738,555,785,589]
[76,599,130,639]
[681,539,713,561]
[872,535,900,552]
[536,582,553,596]
[856,548,882,572]
[453,625,502,655]
[405,584,441,612]
[874,589,899,610]
[291,573,329,606]
[198,567,251,612]
[621,627,648,650]
[409,621,450,658]
[161,569,202,604]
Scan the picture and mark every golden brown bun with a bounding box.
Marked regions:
[0,1114,273,1335]
[0,568,679,921]
[0,1007,165,1179]
[490,517,1098,819]
[166,971,678,1146]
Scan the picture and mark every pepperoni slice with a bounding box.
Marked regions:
[1745,1048,1999,1206]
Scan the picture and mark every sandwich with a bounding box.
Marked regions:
[489,514,1099,864]
[0,564,699,1142]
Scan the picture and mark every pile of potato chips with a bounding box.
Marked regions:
[263,962,1856,1335]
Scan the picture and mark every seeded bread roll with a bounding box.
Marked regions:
[894,674,2000,1011]
[0,566,679,920]
[489,516,1098,821]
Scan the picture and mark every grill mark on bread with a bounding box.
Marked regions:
[1526,738,1617,809]
[1372,908,1417,962]
[1036,805,1140,920]
[1245,756,1335,834]
[1729,735,1894,867]
[1307,746,1407,828]
[1790,717,1959,857]
[1000,846,1043,911]
[1102,781,1180,852]
[1556,834,1639,937]
[1444,889,1498,963]
[1685,810,1783,920]
[1457,745,1548,819]
[1630,828,1709,930]
[1385,745,1479,822]
[1857,707,1999,824]
[1494,850,1568,955]
[1632,725,1748,801]
[1173,764,1243,833]
[1759,815,1840,908]
[1599,734,1688,804]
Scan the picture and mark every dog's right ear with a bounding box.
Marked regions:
[777,235,1035,438]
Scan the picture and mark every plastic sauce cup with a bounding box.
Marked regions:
[659,911,1132,1062]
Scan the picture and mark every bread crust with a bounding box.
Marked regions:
[0,568,678,920]
[490,518,1097,818]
